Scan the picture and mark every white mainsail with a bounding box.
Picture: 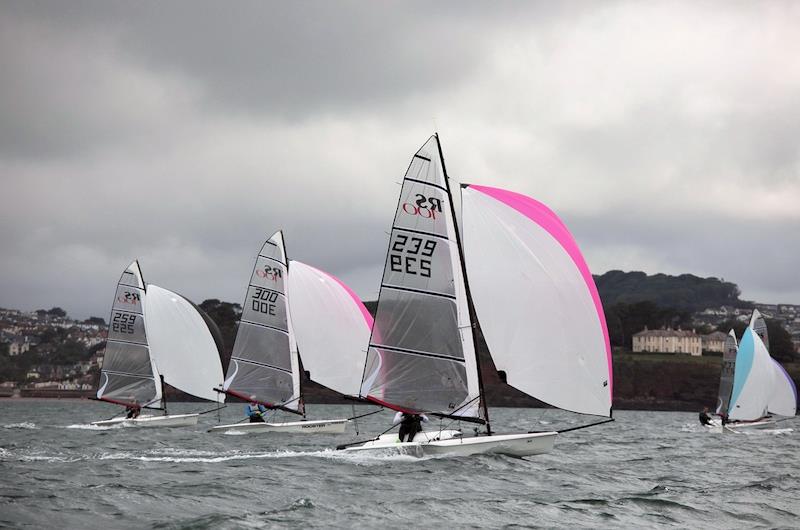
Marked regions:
[96,261,162,407]
[461,184,613,417]
[222,231,302,412]
[728,328,773,421]
[715,329,738,416]
[359,135,483,420]
[287,260,373,398]
[144,285,225,402]
[749,309,769,351]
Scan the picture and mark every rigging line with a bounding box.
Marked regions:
[336,422,399,450]
[197,404,227,416]
[535,417,615,434]
[345,407,384,421]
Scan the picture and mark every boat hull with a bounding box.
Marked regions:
[208,418,349,434]
[343,431,557,458]
[705,418,778,433]
[91,413,199,428]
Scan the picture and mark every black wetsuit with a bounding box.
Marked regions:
[398,414,422,442]
[699,411,713,426]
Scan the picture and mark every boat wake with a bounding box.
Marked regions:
[64,423,122,430]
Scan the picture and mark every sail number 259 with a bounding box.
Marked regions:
[390,235,437,278]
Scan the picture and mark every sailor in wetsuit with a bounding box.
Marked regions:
[699,407,713,426]
[125,402,141,419]
[246,402,267,423]
[393,411,429,442]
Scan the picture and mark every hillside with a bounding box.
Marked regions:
[594,270,748,312]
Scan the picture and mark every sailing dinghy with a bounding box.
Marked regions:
[92,262,226,427]
[209,232,372,434]
[341,135,613,457]
[708,310,797,432]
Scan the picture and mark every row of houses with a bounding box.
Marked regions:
[632,327,729,356]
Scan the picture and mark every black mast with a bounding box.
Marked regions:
[160,374,168,416]
[281,229,306,419]
[435,133,492,435]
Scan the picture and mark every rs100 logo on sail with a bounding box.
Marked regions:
[402,194,443,219]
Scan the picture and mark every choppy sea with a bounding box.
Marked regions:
[0,401,797,528]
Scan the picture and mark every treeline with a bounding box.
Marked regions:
[594,270,747,312]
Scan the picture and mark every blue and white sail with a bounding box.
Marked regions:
[728,328,773,421]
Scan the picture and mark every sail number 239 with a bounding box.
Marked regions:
[390,234,437,278]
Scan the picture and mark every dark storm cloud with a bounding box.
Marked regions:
[0,1,798,318]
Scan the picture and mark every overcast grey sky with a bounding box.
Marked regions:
[1,1,798,319]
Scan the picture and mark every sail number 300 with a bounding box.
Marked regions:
[389,235,437,277]
[251,288,278,315]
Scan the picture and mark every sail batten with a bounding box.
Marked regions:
[222,231,302,411]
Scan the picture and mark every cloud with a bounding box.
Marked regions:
[1,1,799,318]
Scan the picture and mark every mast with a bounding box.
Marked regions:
[435,134,492,434]
[160,374,168,416]
[282,230,306,418]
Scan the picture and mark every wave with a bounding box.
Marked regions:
[3,422,38,430]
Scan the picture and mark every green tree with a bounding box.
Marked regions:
[767,321,796,362]
[47,307,67,318]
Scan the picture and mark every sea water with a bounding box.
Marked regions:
[1,401,797,528]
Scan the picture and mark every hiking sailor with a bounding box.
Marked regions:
[393,411,429,442]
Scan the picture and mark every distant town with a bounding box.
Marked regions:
[633,303,800,357]
[1,297,798,399]
[0,307,106,396]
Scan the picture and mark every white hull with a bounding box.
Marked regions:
[91,413,199,428]
[208,418,348,434]
[343,430,558,458]
[705,418,778,433]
